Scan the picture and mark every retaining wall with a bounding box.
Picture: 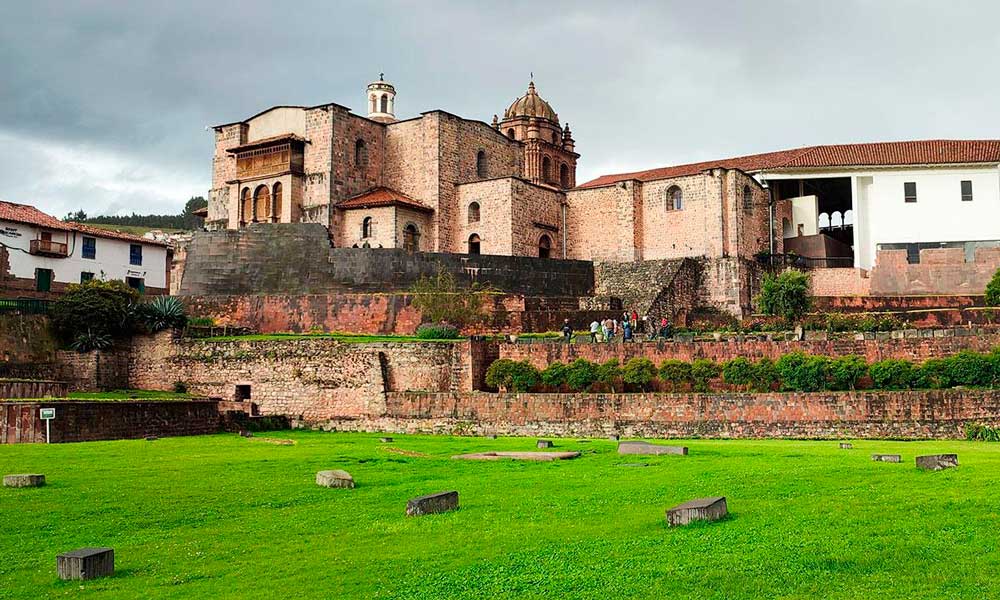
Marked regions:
[0,379,68,400]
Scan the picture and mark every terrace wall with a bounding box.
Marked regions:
[0,379,68,400]
[310,389,1000,440]
[499,331,1000,369]
[0,400,221,444]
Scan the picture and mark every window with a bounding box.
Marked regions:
[904,182,917,203]
[542,156,551,182]
[369,95,376,113]
[253,185,270,222]
[80,272,94,283]
[82,236,96,259]
[129,244,142,266]
[272,182,283,222]
[355,139,367,168]
[362,216,373,238]
[560,164,570,188]
[538,234,552,259]
[468,202,480,224]
[241,188,251,224]
[468,234,481,255]
[506,128,515,140]
[402,224,420,252]
[235,384,251,402]
[961,180,973,202]
[742,185,753,211]
[551,131,559,144]
[666,186,683,211]
[476,150,487,178]
[126,276,144,293]
[380,94,388,113]
[35,268,52,292]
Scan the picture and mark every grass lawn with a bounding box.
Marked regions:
[1,433,998,599]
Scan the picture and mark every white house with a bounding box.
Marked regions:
[0,200,172,297]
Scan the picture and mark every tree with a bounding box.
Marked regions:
[50,279,140,345]
[986,267,1000,307]
[756,270,811,323]
[62,210,87,222]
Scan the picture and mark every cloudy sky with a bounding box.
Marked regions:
[2,0,998,218]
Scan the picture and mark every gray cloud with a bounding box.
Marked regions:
[1,0,998,217]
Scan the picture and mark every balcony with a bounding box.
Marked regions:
[30,239,69,257]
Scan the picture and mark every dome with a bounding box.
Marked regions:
[503,81,558,123]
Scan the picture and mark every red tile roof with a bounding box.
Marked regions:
[336,187,433,213]
[578,140,1000,189]
[0,200,74,231]
[70,222,170,247]
[226,133,307,154]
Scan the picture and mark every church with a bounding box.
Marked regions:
[207,76,578,258]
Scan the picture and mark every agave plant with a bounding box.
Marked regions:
[70,329,113,353]
[140,296,188,332]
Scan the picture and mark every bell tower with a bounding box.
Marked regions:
[367,73,396,123]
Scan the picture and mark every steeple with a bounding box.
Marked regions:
[366,73,396,123]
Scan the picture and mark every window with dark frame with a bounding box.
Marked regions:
[904,182,917,203]
[82,236,96,259]
[80,272,94,283]
[129,244,142,265]
[961,180,973,202]
[35,268,52,292]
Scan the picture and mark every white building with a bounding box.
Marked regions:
[0,200,172,297]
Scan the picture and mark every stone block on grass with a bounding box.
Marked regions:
[916,454,958,471]
[666,496,728,527]
[872,454,901,463]
[536,439,553,449]
[57,547,114,580]
[3,474,45,488]
[618,441,688,456]
[406,491,459,516]
[839,443,853,449]
[316,470,355,488]
[452,451,580,461]
[379,437,393,443]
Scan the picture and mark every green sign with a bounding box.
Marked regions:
[39,408,55,420]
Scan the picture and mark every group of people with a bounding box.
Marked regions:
[559,311,674,344]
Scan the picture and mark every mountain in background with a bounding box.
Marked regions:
[63,196,207,232]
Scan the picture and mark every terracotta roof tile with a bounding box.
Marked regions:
[578,139,1000,189]
[70,223,171,247]
[0,200,74,230]
[336,187,433,213]
[226,133,307,153]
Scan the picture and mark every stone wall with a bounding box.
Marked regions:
[0,314,57,365]
[870,247,1000,296]
[500,331,1000,369]
[179,224,595,297]
[306,389,1000,439]
[810,267,872,296]
[0,400,221,444]
[0,379,68,400]
[593,258,700,323]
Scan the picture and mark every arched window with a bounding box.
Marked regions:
[240,188,251,225]
[666,186,683,211]
[271,182,283,222]
[253,185,270,222]
[542,156,551,182]
[362,216,373,239]
[468,234,481,255]
[742,185,753,211]
[538,234,552,259]
[468,202,480,224]
[818,212,831,230]
[507,128,515,139]
[476,150,487,178]
[369,95,376,113]
[380,94,388,113]
[551,131,559,144]
[560,164,570,188]
[355,139,367,168]
[831,211,843,228]
[843,209,854,226]
[403,224,420,252]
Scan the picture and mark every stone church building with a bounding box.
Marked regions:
[208,76,578,258]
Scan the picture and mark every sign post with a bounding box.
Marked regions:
[39,408,55,444]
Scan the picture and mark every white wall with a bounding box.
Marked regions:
[0,221,169,289]
[247,107,306,141]
[787,195,818,237]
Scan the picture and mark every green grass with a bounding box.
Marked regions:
[81,223,184,235]
[200,332,462,343]
[1,389,194,402]
[2,434,999,598]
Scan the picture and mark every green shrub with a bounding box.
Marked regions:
[69,330,113,353]
[941,350,995,387]
[752,358,780,392]
[659,359,693,390]
[829,355,868,391]
[919,358,952,389]
[137,295,188,332]
[869,359,919,390]
[484,359,539,392]
[756,270,811,323]
[172,381,188,394]
[540,362,568,388]
[691,359,720,392]
[966,423,1000,441]
[415,323,462,339]
[565,359,599,391]
[187,316,215,327]
[775,352,830,392]
[622,358,657,391]
[51,279,140,342]
[595,359,622,390]
[986,268,1000,307]
[721,357,756,389]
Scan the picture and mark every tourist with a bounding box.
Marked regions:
[623,319,633,341]
[631,310,639,329]
[589,319,600,343]
[561,319,573,344]
[659,317,673,340]
[601,319,610,343]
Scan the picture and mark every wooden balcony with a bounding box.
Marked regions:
[234,143,304,180]
[30,239,69,257]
